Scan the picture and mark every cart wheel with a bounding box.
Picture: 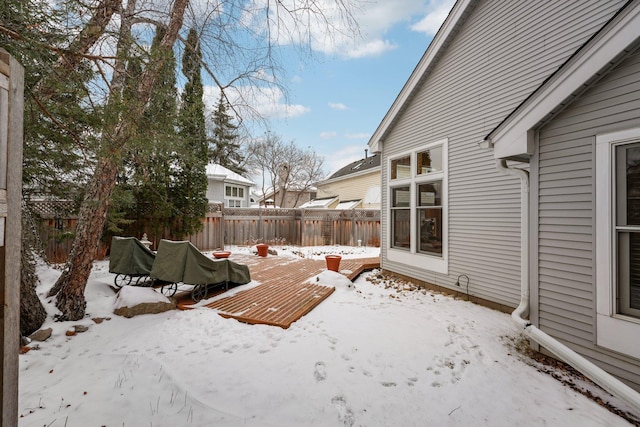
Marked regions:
[191,284,208,302]
[161,282,177,297]
[114,274,132,288]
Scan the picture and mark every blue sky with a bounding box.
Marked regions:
[200,0,455,176]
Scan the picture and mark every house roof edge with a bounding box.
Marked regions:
[368,0,477,153]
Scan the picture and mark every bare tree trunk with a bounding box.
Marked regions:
[20,205,49,334]
[49,0,189,321]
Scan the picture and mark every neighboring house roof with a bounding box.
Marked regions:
[256,186,317,203]
[205,163,255,186]
[484,2,640,159]
[368,0,477,153]
[325,153,381,181]
[299,196,338,209]
[335,200,361,210]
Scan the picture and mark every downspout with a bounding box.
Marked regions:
[495,159,640,415]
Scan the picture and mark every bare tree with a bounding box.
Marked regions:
[247,132,325,208]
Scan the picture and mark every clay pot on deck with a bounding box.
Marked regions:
[325,255,342,272]
[212,251,231,259]
[256,243,269,257]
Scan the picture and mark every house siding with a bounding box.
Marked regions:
[206,179,225,204]
[207,180,252,207]
[536,47,640,389]
[381,0,624,306]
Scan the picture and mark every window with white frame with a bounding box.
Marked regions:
[388,139,448,274]
[595,128,640,360]
[225,185,245,208]
[616,143,640,318]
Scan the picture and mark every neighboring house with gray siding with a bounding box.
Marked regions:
[205,163,254,208]
[369,0,640,400]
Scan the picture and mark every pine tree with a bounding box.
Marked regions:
[174,27,208,238]
[113,28,180,242]
[209,94,246,175]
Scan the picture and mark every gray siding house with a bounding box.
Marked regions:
[205,163,254,208]
[369,0,640,407]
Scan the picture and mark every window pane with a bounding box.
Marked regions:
[618,231,640,317]
[631,232,640,311]
[392,187,410,207]
[418,208,442,256]
[417,146,443,175]
[418,182,442,206]
[626,146,640,226]
[392,209,410,249]
[239,188,244,197]
[232,187,238,197]
[391,156,411,179]
[225,187,231,196]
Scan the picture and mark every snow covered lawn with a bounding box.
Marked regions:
[18,246,635,426]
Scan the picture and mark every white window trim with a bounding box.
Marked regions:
[595,127,640,360]
[387,138,448,275]
[225,184,245,208]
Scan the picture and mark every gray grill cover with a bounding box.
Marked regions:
[150,239,251,285]
[109,236,156,275]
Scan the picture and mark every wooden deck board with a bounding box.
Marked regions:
[178,255,379,328]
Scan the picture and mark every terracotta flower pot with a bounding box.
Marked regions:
[256,243,269,257]
[325,255,342,272]
[212,251,231,259]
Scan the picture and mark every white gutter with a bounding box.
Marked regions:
[495,159,640,415]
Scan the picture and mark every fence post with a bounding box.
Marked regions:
[352,209,356,246]
[298,209,302,246]
[0,48,23,427]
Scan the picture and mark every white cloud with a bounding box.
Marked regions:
[345,39,398,58]
[411,0,456,35]
[203,84,310,121]
[345,132,370,140]
[329,102,348,110]
[320,131,338,139]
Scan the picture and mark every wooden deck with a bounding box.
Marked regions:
[177,254,379,328]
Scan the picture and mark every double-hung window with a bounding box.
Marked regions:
[616,143,640,318]
[595,128,640,360]
[225,185,245,208]
[388,139,447,274]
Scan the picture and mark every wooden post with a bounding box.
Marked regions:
[0,48,23,427]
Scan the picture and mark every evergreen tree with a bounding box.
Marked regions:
[209,94,246,175]
[175,27,208,237]
[112,28,180,242]
[1,0,91,332]
[2,0,100,203]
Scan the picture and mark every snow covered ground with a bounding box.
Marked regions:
[18,245,638,426]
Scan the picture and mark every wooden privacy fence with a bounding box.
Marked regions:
[218,207,380,248]
[28,201,380,261]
